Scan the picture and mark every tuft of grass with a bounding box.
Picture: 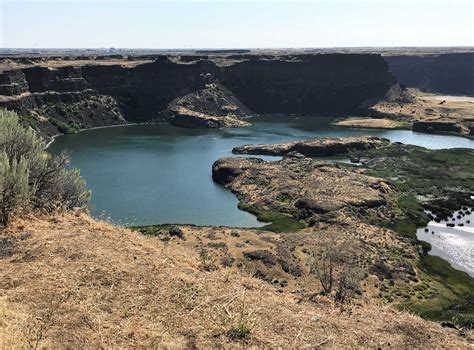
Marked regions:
[174,281,201,311]
[238,203,305,233]
[227,321,252,341]
[227,293,255,341]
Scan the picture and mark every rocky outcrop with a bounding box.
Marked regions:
[171,108,251,128]
[0,70,29,95]
[212,156,392,221]
[412,121,463,134]
[385,53,474,95]
[168,82,252,128]
[232,136,389,156]
[0,54,396,136]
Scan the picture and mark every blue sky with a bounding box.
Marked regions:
[1,0,473,48]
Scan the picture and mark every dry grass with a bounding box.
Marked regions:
[333,117,408,129]
[0,213,471,348]
[370,88,474,133]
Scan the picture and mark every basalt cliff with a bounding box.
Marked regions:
[0,54,396,137]
[385,53,474,96]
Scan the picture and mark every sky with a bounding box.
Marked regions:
[0,0,473,49]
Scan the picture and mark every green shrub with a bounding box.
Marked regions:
[0,153,31,225]
[0,109,90,225]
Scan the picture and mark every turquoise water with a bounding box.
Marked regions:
[49,115,474,226]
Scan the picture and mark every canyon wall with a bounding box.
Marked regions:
[219,54,395,115]
[385,53,474,95]
[0,54,396,136]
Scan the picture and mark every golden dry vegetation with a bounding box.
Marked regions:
[370,89,474,133]
[333,117,409,130]
[0,212,471,349]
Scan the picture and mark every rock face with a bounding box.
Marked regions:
[212,156,392,221]
[219,54,396,115]
[412,121,462,134]
[385,53,474,95]
[232,136,389,156]
[0,54,396,136]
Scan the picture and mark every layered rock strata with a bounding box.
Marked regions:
[0,54,396,136]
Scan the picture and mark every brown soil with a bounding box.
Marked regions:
[0,213,470,348]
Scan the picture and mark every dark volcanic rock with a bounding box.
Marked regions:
[0,54,396,135]
[244,250,277,267]
[168,82,252,128]
[212,157,264,184]
[232,136,389,156]
[295,197,344,214]
[385,53,474,95]
[412,121,463,134]
[220,54,396,115]
[212,154,392,221]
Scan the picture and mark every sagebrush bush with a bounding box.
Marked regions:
[0,109,90,225]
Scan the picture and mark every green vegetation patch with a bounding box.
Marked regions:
[365,145,474,196]
[49,117,80,134]
[131,223,195,236]
[238,203,305,233]
[363,144,474,328]
[401,255,474,328]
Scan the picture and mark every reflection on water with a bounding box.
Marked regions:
[49,115,474,226]
[417,208,474,277]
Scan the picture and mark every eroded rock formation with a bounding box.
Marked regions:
[212,156,393,221]
[168,82,252,128]
[232,136,389,156]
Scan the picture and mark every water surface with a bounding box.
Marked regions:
[49,115,474,226]
[417,208,474,277]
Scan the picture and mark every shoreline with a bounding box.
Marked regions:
[46,114,474,149]
[45,121,168,148]
[332,116,474,140]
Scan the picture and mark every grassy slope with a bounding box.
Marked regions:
[2,213,470,348]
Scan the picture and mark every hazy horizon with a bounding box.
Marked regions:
[1,0,473,49]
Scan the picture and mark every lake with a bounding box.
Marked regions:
[417,208,474,277]
[48,115,474,227]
